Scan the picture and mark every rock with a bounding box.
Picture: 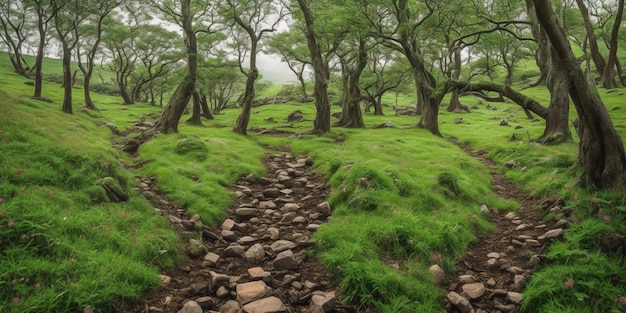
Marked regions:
[279,212,297,224]
[507,266,524,275]
[236,208,257,219]
[486,278,496,287]
[486,258,498,268]
[239,236,258,245]
[273,250,299,270]
[504,212,517,220]
[247,267,271,281]
[216,286,231,298]
[159,274,172,287]
[479,204,490,215]
[515,224,529,231]
[242,296,287,313]
[462,282,486,299]
[270,240,297,253]
[317,202,331,216]
[540,228,564,240]
[210,271,231,290]
[512,274,526,290]
[223,244,246,257]
[259,201,278,210]
[487,252,501,259]
[306,224,321,231]
[236,281,272,305]
[525,239,541,247]
[263,188,281,198]
[188,239,207,257]
[267,227,280,240]
[293,216,307,224]
[507,291,523,304]
[458,275,477,284]
[204,252,221,266]
[245,244,266,261]
[222,230,238,242]
[219,300,242,313]
[280,203,300,213]
[196,296,216,309]
[178,301,203,313]
[310,291,336,313]
[529,254,541,266]
[429,264,446,285]
[447,291,474,313]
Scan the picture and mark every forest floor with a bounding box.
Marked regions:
[115,132,566,313]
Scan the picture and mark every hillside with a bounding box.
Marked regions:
[1,53,626,313]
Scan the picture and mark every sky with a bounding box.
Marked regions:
[257,52,298,83]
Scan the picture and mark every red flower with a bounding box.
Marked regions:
[564,279,574,288]
[7,221,14,228]
[432,252,442,262]
[12,297,19,305]
[620,296,626,305]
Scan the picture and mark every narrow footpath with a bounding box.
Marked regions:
[119,151,356,313]
[443,145,569,313]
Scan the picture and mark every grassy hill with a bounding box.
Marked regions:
[1,52,625,312]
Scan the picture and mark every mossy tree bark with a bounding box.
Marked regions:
[186,91,203,126]
[575,0,606,77]
[155,0,197,134]
[533,0,626,189]
[446,45,463,112]
[296,0,331,133]
[600,0,624,89]
[233,69,258,135]
[336,38,367,128]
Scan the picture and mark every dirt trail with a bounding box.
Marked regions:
[117,150,356,313]
[443,144,568,313]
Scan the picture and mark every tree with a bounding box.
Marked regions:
[532,0,626,189]
[197,58,243,114]
[52,0,91,114]
[0,1,31,77]
[335,36,367,128]
[75,0,122,111]
[24,0,58,99]
[153,0,219,133]
[221,0,286,135]
[600,0,624,89]
[575,0,607,77]
[266,30,311,98]
[360,49,411,115]
[293,0,332,134]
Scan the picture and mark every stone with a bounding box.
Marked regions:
[529,254,541,266]
[429,264,446,285]
[555,219,568,227]
[293,216,307,224]
[222,219,236,230]
[216,286,231,298]
[317,202,332,216]
[223,244,245,257]
[486,258,498,268]
[511,239,524,247]
[245,244,266,261]
[222,230,238,242]
[196,296,216,309]
[263,188,281,198]
[486,278,496,287]
[242,296,287,313]
[259,201,278,210]
[479,204,490,215]
[447,291,474,313]
[188,239,207,257]
[507,291,523,304]
[504,212,517,220]
[273,250,299,270]
[507,266,524,275]
[248,267,271,280]
[178,301,203,313]
[159,274,172,287]
[236,208,257,219]
[458,275,477,284]
[462,282,486,299]
[219,300,242,313]
[236,281,272,305]
[487,252,500,259]
[512,274,526,290]
[306,224,321,231]
[515,224,529,231]
[279,212,297,224]
[204,252,221,266]
[541,228,564,240]
[239,236,258,245]
[310,291,336,313]
[270,240,297,253]
[525,239,541,247]
[267,227,280,240]
[280,203,300,213]
[210,271,231,290]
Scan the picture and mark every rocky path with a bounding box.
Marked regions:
[119,151,355,313]
[442,147,569,313]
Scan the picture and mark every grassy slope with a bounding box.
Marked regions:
[1,50,626,312]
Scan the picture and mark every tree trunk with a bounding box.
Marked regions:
[83,70,98,111]
[186,91,203,126]
[450,81,549,119]
[575,0,606,77]
[374,95,384,115]
[336,39,366,128]
[447,45,463,112]
[297,0,330,133]
[533,0,626,189]
[155,0,197,134]
[601,0,624,89]
[33,18,45,99]
[416,87,441,136]
[233,69,258,135]
[199,93,214,120]
[61,46,73,114]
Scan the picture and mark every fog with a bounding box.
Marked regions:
[257,53,298,83]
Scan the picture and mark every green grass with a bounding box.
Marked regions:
[2,46,626,313]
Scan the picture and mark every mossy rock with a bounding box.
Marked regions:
[97,177,129,202]
[174,137,208,161]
